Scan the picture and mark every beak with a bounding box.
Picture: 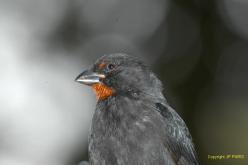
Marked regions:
[75,70,106,86]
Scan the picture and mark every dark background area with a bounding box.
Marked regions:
[0,0,248,165]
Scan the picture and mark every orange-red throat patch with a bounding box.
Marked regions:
[92,83,115,100]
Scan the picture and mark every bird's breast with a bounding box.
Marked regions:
[89,97,172,165]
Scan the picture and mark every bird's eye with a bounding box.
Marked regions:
[107,64,116,70]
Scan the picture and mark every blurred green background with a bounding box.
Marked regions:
[0,0,248,164]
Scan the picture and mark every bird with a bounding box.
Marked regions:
[75,53,199,165]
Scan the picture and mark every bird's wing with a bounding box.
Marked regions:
[154,102,199,165]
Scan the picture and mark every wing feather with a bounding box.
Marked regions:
[155,103,199,165]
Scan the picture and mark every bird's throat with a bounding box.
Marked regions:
[92,83,115,100]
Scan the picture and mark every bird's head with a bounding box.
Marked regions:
[76,53,163,101]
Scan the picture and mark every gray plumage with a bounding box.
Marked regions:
[77,53,199,165]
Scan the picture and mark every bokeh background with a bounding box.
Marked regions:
[1,0,248,165]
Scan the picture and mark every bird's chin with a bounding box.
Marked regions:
[91,83,115,101]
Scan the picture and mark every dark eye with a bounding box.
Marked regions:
[107,64,116,70]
